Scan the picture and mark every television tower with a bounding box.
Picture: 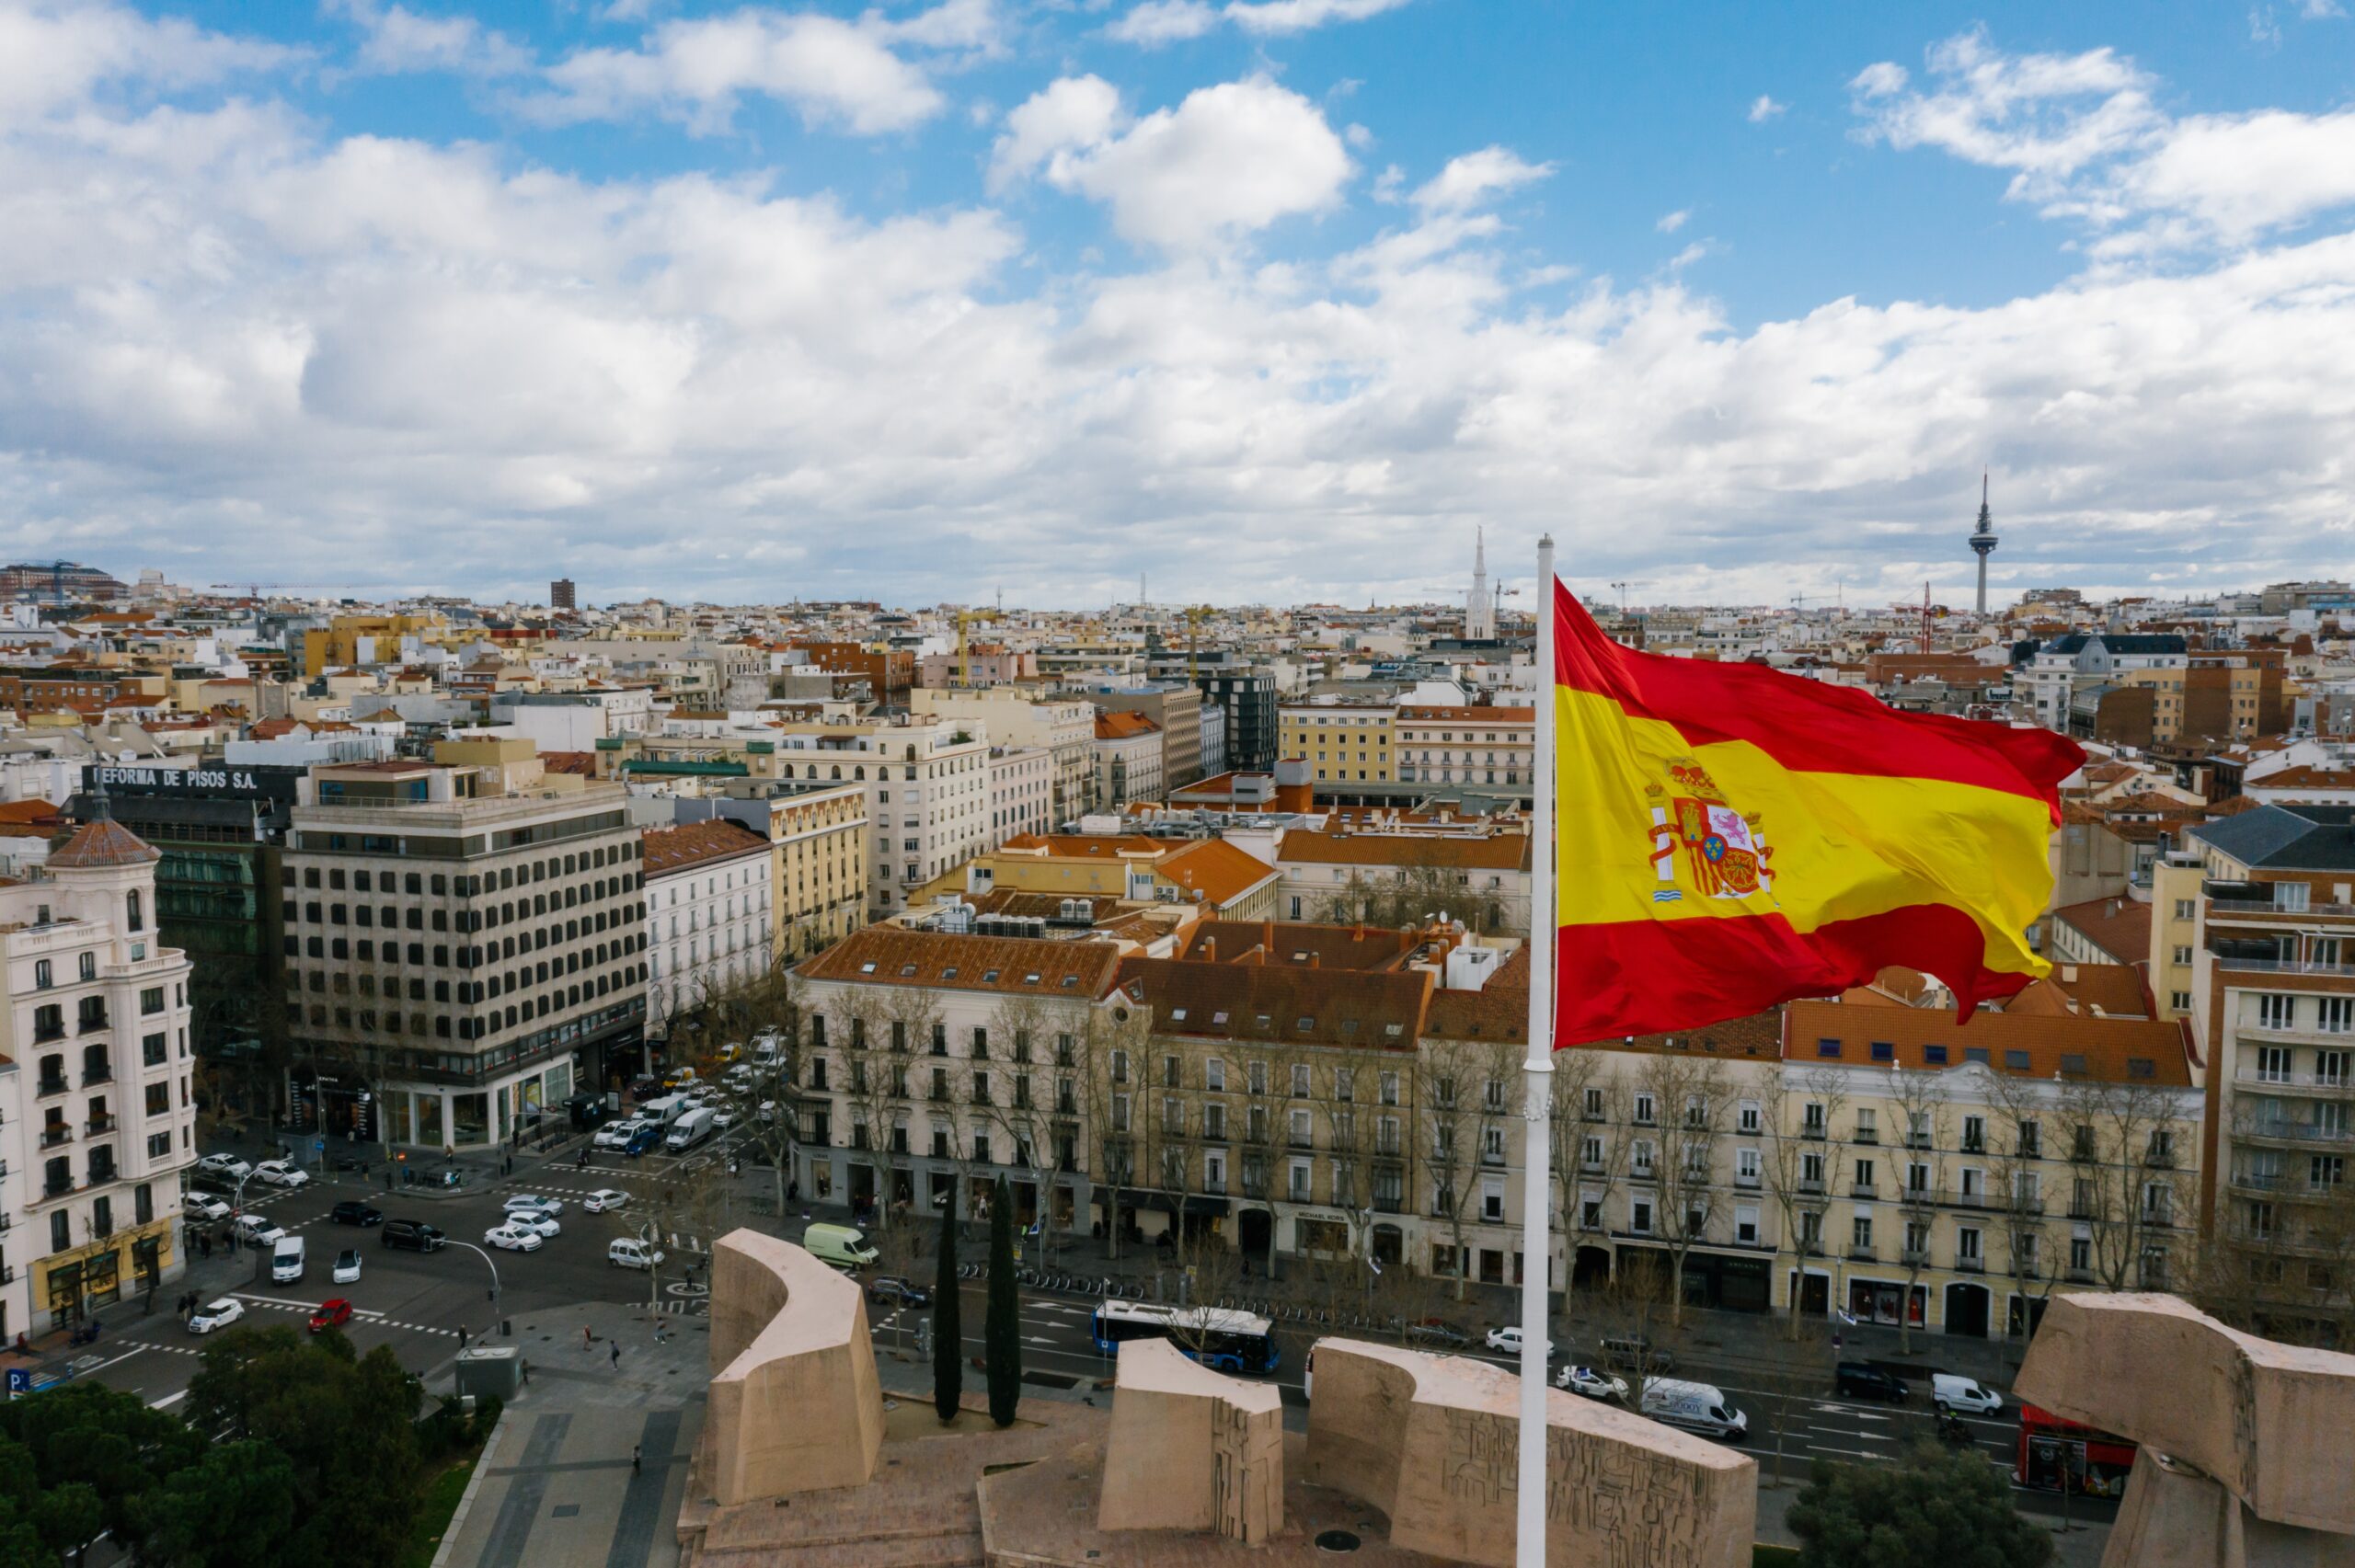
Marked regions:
[1969,473,1999,615]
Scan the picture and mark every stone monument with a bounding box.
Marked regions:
[2015,1292,2355,1567]
[1097,1337,1285,1543]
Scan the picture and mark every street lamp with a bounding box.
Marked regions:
[442,1240,505,1338]
[313,1078,339,1172]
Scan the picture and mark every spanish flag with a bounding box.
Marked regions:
[1552,578,2083,1043]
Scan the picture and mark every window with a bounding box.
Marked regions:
[2174,898,2196,920]
[125,889,142,933]
[2257,1046,2293,1083]
[1292,1063,1311,1098]
[1633,1093,1656,1126]
[1736,1147,1760,1185]
[2172,944,2195,966]
[142,1033,166,1067]
[32,959,50,990]
[2324,999,2355,1036]
[1205,1058,1224,1092]
[2258,994,2296,1031]
[140,987,165,1016]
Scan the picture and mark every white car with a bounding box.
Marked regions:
[332,1249,362,1285]
[182,1193,231,1222]
[1557,1365,1629,1402]
[711,1109,738,1132]
[188,1298,246,1334]
[504,1212,561,1239]
[584,1188,630,1214]
[233,1213,285,1246]
[756,1101,778,1125]
[484,1222,545,1253]
[253,1161,309,1188]
[503,1195,565,1217]
[1485,1326,1553,1357]
[593,1121,641,1150]
[196,1154,252,1181]
[607,1238,664,1270]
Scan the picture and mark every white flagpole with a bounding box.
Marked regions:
[1514,534,1557,1568]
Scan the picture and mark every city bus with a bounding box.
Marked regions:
[2015,1402,2137,1497]
[1089,1300,1281,1375]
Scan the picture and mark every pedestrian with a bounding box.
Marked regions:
[610,1343,620,1370]
[630,1444,641,1475]
[458,1325,468,1350]
[521,1360,530,1387]
[583,1324,593,1351]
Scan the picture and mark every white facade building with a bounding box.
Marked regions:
[987,747,1054,849]
[766,719,992,917]
[643,819,775,1042]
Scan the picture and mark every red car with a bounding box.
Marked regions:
[309,1298,354,1333]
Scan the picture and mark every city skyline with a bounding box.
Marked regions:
[3,2,2353,607]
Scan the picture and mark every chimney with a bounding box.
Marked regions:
[1263,918,1274,952]
[1202,935,1215,964]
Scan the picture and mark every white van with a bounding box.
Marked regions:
[608,1237,665,1271]
[1640,1378,1747,1441]
[639,1093,688,1128]
[1932,1373,2004,1415]
[665,1106,717,1152]
[802,1223,879,1270]
[751,1030,781,1066]
[270,1234,307,1284]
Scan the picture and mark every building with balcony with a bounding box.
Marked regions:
[281,754,647,1152]
[674,781,868,963]
[642,819,773,1050]
[1279,701,1396,787]
[759,719,990,919]
[2181,802,2355,1343]
[910,689,1097,826]
[2,805,197,1335]
[1394,705,1534,802]
[1090,711,1163,811]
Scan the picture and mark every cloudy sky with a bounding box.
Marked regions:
[4,0,2353,610]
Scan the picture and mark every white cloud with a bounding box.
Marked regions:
[1851,29,2355,250]
[1656,208,1689,234]
[1009,76,1352,251]
[2300,0,2344,17]
[1105,0,1218,45]
[0,0,293,124]
[331,0,534,78]
[1411,145,1552,212]
[1225,0,1414,33]
[523,5,980,134]
[989,74,1125,190]
[2249,6,2282,44]
[1747,94,1786,122]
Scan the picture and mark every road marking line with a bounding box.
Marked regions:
[149,1391,186,1410]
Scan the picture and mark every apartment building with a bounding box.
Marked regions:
[1394,705,1534,799]
[1279,702,1395,785]
[1086,685,1204,789]
[911,688,1097,824]
[281,756,648,1151]
[791,927,1129,1234]
[761,719,991,919]
[676,781,869,962]
[1275,828,1533,933]
[2024,633,2188,734]
[642,819,773,1044]
[1775,978,2197,1338]
[925,834,1281,921]
[5,808,197,1336]
[987,747,1054,849]
[2180,803,2355,1344]
[1091,711,1164,809]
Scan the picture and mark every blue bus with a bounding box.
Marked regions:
[1090,1300,1280,1375]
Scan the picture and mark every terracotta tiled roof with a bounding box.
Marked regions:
[639,819,769,876]
[1177,921,1424,971]
[1785,994,2191,1084]
[798,925,1123,997]
[1396,706,1535,723]
[1093,711,1159,741]
[1276,832,1531,871]
[998,834,1166,858]
[1117,956,1432,1050]
[1155,839,1280,908]
[538,750,599,775]
[2049,898,2154,970]
[48,817,159,868]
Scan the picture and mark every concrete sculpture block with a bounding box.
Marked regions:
[1303,1338,1754,1568]
[2102,1451,2355,1568]
[2016,1292,2355,1540]
[698,1229,885,1505]
[1097,1338,1284,1542]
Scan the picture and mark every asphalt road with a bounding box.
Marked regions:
[63,1133,750,1413]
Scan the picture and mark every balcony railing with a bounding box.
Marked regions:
[1847,1245,1877,1261]
[42,1178,71,1198]
[36,1077,65,1098]
[39,1127,70,1149]
[1901,1248,1931,1266]
[81,1067,111,1087]
[2066,1267,2097,1284]
[85,1116,116,1136]
[2234,1114,2355,1145]
[1954,1256,1987,1274]
[2238,1068,2354,1091]
[1850,1182,1878,1200]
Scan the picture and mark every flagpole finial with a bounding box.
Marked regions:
[1539,532,1554,549]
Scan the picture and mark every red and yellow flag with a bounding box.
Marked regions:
[1551,579,2083,1042]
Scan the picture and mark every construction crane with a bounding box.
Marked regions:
[954,607,1003,688]
[1182,604,1217,678]
[1610,580,1648,613]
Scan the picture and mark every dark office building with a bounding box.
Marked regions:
[1196,667,1279,773]
[551,578,577,610]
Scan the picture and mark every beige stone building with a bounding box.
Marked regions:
[1394,705,1534,797]
[910,687,1097,824]
[1279,701,1395,785]
[678,781,870,963]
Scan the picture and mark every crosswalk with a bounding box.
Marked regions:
[226,1292,460,1338]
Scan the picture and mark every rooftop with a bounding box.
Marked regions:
[640,818,771,876]
[798,925,1123,998]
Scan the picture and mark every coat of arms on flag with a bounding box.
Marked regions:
[1646,760,1771,903]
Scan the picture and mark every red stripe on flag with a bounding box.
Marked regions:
[1554,902,2037,1045]
[1556,580,2080,810]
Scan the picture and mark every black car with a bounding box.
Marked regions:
[1836,1361,1910,1403]
[867,1276,931,1310]
[381,1219,444,1253]
[1405,1320,1472,1349]
[330,1200,384,1227]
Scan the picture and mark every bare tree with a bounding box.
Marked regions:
[1419,1036,1498,1300]
[1313,867,1514,935]
[1640,1053,1729,1328]
[1079,1004,1155,1261]
[1547,1047,1609,1342]
[986,992,1081,1270]
[1760,1067,1847,1341]
[1885,1067,1950,1355]
[1980,1070,2058,1359]
[2058,1076,2192,1294]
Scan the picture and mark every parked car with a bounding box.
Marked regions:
[309,1298,354,1333]
[381,1219,445,1253]
[607,1238,664,1270]
[504,1212,561,1239]
[332,1249,362,1285]
[627,1075,662,1102]
[252,1160,309,1187]
[485,1222,545,1253]
[1557,1365,1629,1402]
[1405,1320,1471,1349]
[867,1276,931,1310]
[188,1298,246,1334]
[183,1193,231,1222]
[270,1235,306,1283]
[1600,1334,1677,1374]
[756,1101,779,1124]
[624,1124,662,1157]
[196,1154,251,1181]
[583,1189,630,1214]
[233,1213,285,1246]
[330,1200,384,1227]
[502,1195,565,1216]
[710,1109,738,1132]
[594,1120,643,1150]
[1932,1373,2004,1415]
[1484,1326,1552,1357]
[1837,1362,1911,1403]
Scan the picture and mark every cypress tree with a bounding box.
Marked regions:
[985,1174,1022,1426]
[932,1198,961,1424]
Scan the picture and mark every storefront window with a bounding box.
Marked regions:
[452,1093,489,1148]
[417,1096,444,1150]
[385,1093,413,1147]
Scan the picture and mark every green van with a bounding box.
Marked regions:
[802,1222,879,1270]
